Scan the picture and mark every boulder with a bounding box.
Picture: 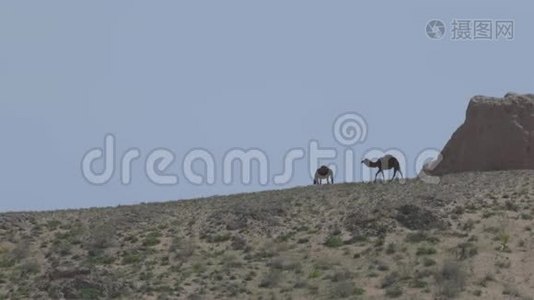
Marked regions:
[426,93,534,175]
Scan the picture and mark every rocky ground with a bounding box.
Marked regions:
[1,170,534,299]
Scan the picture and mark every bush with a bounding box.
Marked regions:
[169,236,195,260]
[297,237,309,244]
[46,220,62,231]
[331,270,353,282]
[308,268,321,279]
[434,260,466,298]
[385,285,403,298]
[422,257,436,267]
[51,240,72,256]
[230,235,247,250]
[268,256,301,272]
[142,231,161,246]
[381,271,400,288]
[79,287,101,300]
[330,280,363,298]
[416,246,437,256]
[455,242,478,260]
[504,200,518,211]
[324,235,344,248]
[207,233,231,243]
[86,223,115,251]
[452,206,465,215]
[502,284,520,297]
[395,205,444,230]
[521,213,533,220]
[10,240,31,262]
[86,254,115,265]
[495,257,511,269]
[259,269,281,288]
[121,250,143,265]
[385,243,397,255]
[409,278,427,288]
[405,231,439,244]
[19,260,40,276]
[478,273,494,287]
[461,219,476,232]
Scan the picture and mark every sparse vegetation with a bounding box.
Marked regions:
[1,170,534,298]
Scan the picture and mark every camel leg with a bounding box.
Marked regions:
[378,170,385,182]
[374,170,381,182]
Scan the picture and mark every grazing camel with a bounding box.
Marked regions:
[361,154,403,182]
[314,165,334,185]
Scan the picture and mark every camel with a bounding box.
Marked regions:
[361,154,403,182]
[314,165,334,185]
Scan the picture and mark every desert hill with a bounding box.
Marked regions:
[1,170,534,299]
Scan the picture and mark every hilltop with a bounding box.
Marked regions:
[1,170,534,299]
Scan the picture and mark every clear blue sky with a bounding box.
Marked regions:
[1,1,533,211]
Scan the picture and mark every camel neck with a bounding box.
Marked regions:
[370,160,380,167]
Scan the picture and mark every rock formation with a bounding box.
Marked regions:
[426,92,534,175]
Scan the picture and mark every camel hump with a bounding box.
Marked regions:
[379,155,398,169]
[384,155,399,168]
[317,165,330,176]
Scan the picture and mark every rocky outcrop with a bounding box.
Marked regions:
[426,93,534,175]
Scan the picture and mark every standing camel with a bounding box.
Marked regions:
[314,165,334,185]
[361,155,403,182]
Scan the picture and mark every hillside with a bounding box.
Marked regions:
[1,171,534,299]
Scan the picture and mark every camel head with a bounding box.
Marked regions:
[361,158,371,167]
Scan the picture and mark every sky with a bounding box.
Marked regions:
[1,1,533,212]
